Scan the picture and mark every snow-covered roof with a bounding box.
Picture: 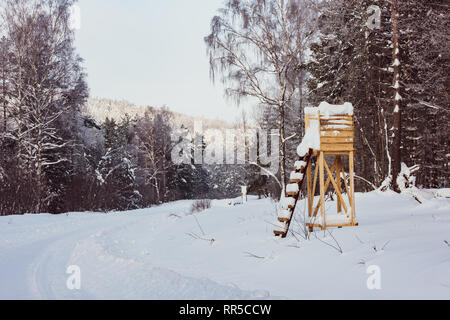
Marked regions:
[298,102,354,156]
[305,102,354,116]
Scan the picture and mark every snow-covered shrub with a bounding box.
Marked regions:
[191,199,212,214]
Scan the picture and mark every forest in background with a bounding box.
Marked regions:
[0,0,448,216]
[205,0,449,194]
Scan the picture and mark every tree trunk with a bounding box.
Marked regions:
[154,176,161,204]
[2,56,6,134]
[391,0,402,192]
[279,104,286,192]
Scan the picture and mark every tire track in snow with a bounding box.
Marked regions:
[68,234,268,300]
[21,215,131,299]
[13,212,266,299]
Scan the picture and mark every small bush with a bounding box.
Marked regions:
[191,199,212,214]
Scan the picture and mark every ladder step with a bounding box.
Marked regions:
[290,172,304,181]
[274,221,288,231]
[286,183,299,196]
[294,161,307,171]
[280,197,296,210]
[278,209,292,221]
[273,230,287,237]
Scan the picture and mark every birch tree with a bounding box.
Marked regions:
[134,109,174,204]
[205,0,317,192]
[1,0,87,212]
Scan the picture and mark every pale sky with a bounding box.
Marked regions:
[74,0,251,122]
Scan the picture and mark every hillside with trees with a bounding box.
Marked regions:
[0,0,448,216]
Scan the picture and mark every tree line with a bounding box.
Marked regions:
[0,0,250,216]
[205,0,449,194]
[0,0,448,215]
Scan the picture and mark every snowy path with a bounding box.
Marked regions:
[0,192,450,299]
[0,203,263,299]
[0,214,122,299]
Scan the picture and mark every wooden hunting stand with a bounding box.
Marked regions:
[274,104,357,238]
[305,112,357,232]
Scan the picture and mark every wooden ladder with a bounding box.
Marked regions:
[273,150,313,238]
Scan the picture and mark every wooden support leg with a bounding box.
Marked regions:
[307,160,312,218]
[319,152,326,230]
[349,151,356,226]
[336,156,342,214]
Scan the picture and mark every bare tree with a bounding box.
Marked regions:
[134,109,174,204]
[205,0,317,192]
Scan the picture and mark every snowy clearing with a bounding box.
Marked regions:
[0,191,449,300]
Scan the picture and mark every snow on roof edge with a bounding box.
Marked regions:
[305,102,354,116]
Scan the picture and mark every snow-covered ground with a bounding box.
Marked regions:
[0,191,449,300]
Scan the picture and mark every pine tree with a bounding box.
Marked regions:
[307,0,396,190]
[96,117,141,211]
[397,0,449,188]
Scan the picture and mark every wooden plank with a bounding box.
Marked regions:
[313,160,337,217]
[349,151,356,226]
[286,191,299,196]
[336,156,342,213]
[319,152,326,229]
[324,160,348,214]
[307,160,312,217]
[321,117,353,121]
[273,230,286,237]
[313,202,322,218]
[323,150,357,155]
[320,116,353,121]
[321,119,353,123]
[320,144,355,152]
[305,114,310,130]
[320,127,354,132]
[321,131,354,138]
[320,137,354,144]
[321,116,353,120]
[323,161,337,197]
[305,114,319,130]
[294,163,307,171]
[320,121,353,127]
